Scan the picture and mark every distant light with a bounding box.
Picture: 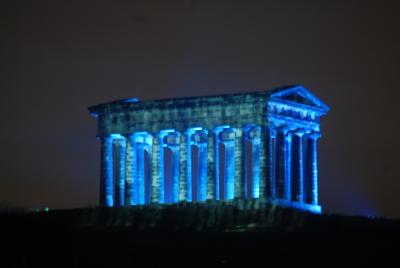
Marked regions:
[44,207,49,212]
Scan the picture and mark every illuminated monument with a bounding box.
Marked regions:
[89,85,329,213]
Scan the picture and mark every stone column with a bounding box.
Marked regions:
[197,141,208,201]
[194,130,208,202]
[185,129,195,202]
[137,142,146,204]
[304,132,321,205]
[291,131,305,203]
[275,128,289,200]
[156,133,165,204]
[179,131,187,202]
[250,127,261,199]
[114,138,126,207]
[206,131,216,200]
[285,131,293,201]
[259,126,267,198]
[144,142,152,204]
[222,128,235,200]
[167,132,180,204]
[151,134,160,204]
[264,127,276,199]
[125,135,137,205]
[100,136,113,207]
[234,128,245,199]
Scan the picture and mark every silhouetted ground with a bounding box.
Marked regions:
[1,200,399,267]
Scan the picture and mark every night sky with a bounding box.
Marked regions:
[1,0,399,218]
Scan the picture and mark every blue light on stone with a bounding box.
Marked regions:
[186,127,203,202]
[197,143,207,201]
[137,142,145,205]
[251,137,260,198]
[90,85,329,215]
[121,97,139,103]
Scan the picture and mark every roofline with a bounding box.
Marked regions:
[88,85,329,116]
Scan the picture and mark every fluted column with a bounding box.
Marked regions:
[304,132,321,205]
[137,142,145,204]
[234,128,245,198]
[100,136,113,207]
[259,127,266,198]
[197,142,207,201]
[135,133,153,205]
[143,142,152,204]
[291,131,305,203]
[243,125,262,199]
[275,128,290,200]
[125,135,137,205]
[194,130,208,202]
[206,131,216,200]
[150,134,159,204]
[179,132,187,201]
[222,128,235,200]
[114,138,126,207]
[286,131,293,201]
[184,128,200,202]
[156,134,165,204]
[167,132,180,203]
[265,127,276,199]
[250,127,261,198]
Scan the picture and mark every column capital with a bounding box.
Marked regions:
[293,129,307,137]
[212,125,231,135]
[307,131,321,140]
[220,127,236,142]
[191,129,208,144]
[243,125,261,140]
[273,126,292,136]
[165,132,181,146]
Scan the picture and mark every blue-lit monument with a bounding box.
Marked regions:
[89,85,329,213]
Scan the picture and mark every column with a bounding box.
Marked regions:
[286,131,293,201]
[259,126,266,198]
[179,132,187,202]
[304,132,321,205]
[234,128,245,198]
[137,141,145,204]
[264,127,276,199]
[243,125,261,199]
[197,141,208,201]
[157,133,165,204]
[206,131,216,200]
[185,129,196,202]
[291,131,305,203]
[151,134,159,204]
[167,132,180,203]
[250,127,261,198]
[125,135,137,205]
[275,128,290,200]
[114,138,126,207]
[100,136,113,207]
[144,142,152,204]
[194,130,208,202]
[222,128,235,200]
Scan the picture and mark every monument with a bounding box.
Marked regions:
[89,85,329,213]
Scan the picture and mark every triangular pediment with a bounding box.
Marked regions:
[269,85,329,113]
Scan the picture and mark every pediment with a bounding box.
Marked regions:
[269,85,329,113]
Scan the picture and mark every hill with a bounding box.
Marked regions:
[1,199,399,267]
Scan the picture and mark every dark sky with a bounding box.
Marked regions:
[1,0,400,218]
